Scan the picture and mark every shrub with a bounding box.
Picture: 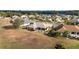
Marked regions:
[47,30,61,37]
[56,32,61,37]
[63,31,69,37]
[11,18,24,29]
[47,30,55,37]
[54,43,65,49]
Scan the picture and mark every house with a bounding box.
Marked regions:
[72,19,79,25]
[57,25,79,38]
[21,15,28,19]
[11,15,20,22]
[64,15,72,21]
[28,15,36,19]
[54,15,64,23]
[26,22,47,31]
[26,21,53,31]
[12,15,19,19]
[20,15,37,27]
[20,16,31,27]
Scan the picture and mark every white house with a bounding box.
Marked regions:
[26,21,53,31]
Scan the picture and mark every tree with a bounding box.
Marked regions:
[11,18,24,29]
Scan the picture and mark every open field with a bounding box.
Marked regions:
[0,18,79,48]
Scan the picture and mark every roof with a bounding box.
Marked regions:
[57,25,79,32]
[12,15,19,18]
[21,15,28,18]
[35,22,46,28]
[72,19,79,22]
[27,22,52,29]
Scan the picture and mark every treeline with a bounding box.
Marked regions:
[0,12,22,17]
[0,10,79,17]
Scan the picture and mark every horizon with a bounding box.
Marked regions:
[0,10,79,11]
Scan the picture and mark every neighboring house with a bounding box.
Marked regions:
[21,15,28,19]
[12,15,19,19]
[48,18,52,22]
[57,25,79,38]
[10,15,19,23]
[55,15,64,23]
[11,15,20,22]
[47,15,52,22]
[64,15,72,20]
[20,15,31,27]
[72,19,79,25]
[51,21,64,30]
[28,15,35,19]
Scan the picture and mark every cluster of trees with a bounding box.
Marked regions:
[47,30,69,38]
[0,12,22,17]
[0,10,79,17]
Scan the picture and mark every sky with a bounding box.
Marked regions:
[0,0,79,10]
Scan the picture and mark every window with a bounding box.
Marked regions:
[71,32,75,34]
[77,32,79,35]
[30,22,33,25]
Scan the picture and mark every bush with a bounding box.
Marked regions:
[10,20,13,23]
[47,30,61,37]
[63,31,69,37]
[11,18,24,29]
[54,43,65,49]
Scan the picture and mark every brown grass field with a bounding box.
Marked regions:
[0,17,79,49]
[0,18,56,48]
